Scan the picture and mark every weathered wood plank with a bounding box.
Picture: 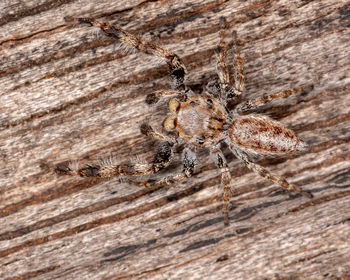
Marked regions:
[1,0,350,279]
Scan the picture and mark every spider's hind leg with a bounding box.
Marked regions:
[216,18,231,101]
[232,147,313,199]
[236,85,314,114]
[230,29,244,97]
[211,145,231,226]
[215,18,244,103]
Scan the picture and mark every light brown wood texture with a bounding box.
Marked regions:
[1,0,350,279]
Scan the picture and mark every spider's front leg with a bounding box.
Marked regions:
[55,141,174,179]
[126,147,196,189]
[211,146,231,226]
[65,16,187,90]
[55,123,176,178]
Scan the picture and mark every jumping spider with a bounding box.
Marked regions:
[57,16,313,226]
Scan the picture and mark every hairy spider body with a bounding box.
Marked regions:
[164,95,229,147]
[57,16,314,226]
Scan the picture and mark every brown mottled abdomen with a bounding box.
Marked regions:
[228,115,306,155]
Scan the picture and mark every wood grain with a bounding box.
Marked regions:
[1,0,350,279]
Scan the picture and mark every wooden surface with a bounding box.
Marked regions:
[1,0,350,279]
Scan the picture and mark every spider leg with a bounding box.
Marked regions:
[205,80,221,99]
[215,18,244,103]
[236,85,314,114]
[216,19,230,101]
[55,142,174,178]
[65,17,187,90]
[211,146,231,226]
[140,123,176,143]
[145,90,184,105]
[126,147,196,188]
[232,147,313,198]
[231,29,244,96]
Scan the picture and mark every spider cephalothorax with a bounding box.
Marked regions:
[57,16,313,226]
[163,95,229,147]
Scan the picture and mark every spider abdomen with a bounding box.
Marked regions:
[228,115,306,155]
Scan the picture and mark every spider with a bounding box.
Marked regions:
[57,16,313,226]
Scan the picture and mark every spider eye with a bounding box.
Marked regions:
[198,135,205,144]
[206,99,213,109]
